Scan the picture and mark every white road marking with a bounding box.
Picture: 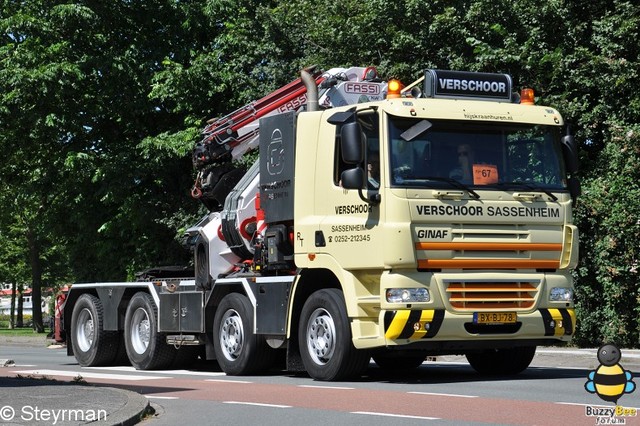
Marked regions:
[408,391,478,398]
[555,402,593,407]
[537,349,640,359]
[352,411,440,420]
[145,395,180,400]
[205,379,253,384]
[224,401,291,408]
[297,385,354,390]
[13,369,169,381]
[556,402,640,410]
[83,366,227,376]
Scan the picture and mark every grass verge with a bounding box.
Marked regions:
[0,327,48,336]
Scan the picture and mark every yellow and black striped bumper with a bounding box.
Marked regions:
[540,308,576,336]
[383,310,445,340]
[383,308,575,341]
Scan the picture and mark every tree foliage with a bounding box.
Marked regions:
[1,0,639,344]
[0,0,206,329]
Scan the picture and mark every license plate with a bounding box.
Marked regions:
[473,312,517,324]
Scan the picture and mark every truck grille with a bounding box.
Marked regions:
[414,224,563,270]
[445,281,539,311]
[415,242,561,270]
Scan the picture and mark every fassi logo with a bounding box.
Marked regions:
[277,94,307,112]
[344,82,381,95]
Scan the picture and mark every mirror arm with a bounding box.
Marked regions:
[357,189,381,206]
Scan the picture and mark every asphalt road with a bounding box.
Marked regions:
[1,337,639,425]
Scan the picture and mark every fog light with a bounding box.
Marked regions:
[550,287,573,302]
[386,288,430,303]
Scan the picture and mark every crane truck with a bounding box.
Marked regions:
[63,66,580,381]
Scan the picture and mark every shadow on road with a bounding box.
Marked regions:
[367,362,590,384]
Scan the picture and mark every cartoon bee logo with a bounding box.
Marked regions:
[585,344,636,403]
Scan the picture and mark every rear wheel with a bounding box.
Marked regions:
[71,294,119,367]
[124,292,176,370]
[299,289,370,381]
[213,292,276,375]
[466,346,536,375]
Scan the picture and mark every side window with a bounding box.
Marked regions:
[333,112,379,186]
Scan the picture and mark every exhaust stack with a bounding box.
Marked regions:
[301,66,319,112]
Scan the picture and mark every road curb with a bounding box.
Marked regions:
[0,376,150,426]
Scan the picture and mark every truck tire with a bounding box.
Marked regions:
[71,293,119,367]
[466,346,536,375]
[213,292,276,375]
[124,292,176,370]
[299,289,370,381]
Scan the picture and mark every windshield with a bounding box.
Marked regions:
[388,117,567,190]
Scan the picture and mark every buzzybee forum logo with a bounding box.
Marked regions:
[585,344,636,403]
[584,344,637,423]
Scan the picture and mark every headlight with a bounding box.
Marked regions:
[386,288,430,303]
[549,287,573,302]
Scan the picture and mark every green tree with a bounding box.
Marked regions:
[0,1,83,331]
[574,125,640,346]
[0,0,206,329]
[570,2,640,346]
[0,224,30,329]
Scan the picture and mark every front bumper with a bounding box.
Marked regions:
[382,308,575,343]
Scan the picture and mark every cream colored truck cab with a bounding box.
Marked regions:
[293,70,579,377]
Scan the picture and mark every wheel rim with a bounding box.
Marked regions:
[219,309,244,361]
[130,307,151,355]
[75,308,94,352]
[306,307,336,365]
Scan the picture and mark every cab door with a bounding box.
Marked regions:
[317,111,384,270]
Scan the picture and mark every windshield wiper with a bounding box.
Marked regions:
[420,176,481,199]
[494,181,558,202]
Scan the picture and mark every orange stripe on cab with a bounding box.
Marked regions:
[415,242,562,251]
[417,259,560,269]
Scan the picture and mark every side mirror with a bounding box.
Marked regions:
[568,177,581,205]
[341,122,364,164]
[341,167,365,190]
[561,135,579,174]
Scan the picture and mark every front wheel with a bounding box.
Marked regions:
[299,289,370,381]
[466,346,536,375]
[124,292,176,370]
[71,294,119,366]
